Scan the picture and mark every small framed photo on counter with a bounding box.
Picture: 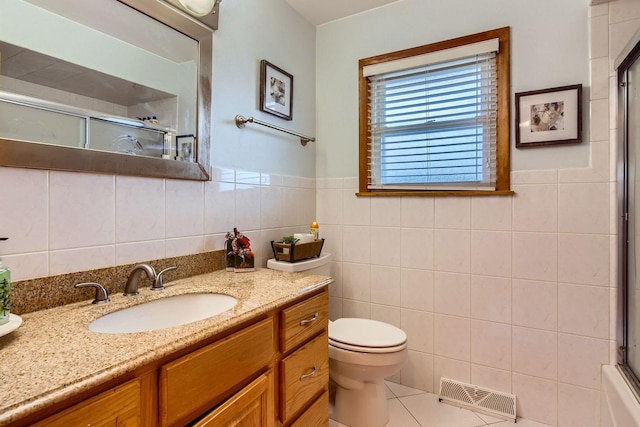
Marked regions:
[260,60,293,121]
[515,84,582,148]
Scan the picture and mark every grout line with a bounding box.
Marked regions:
[394,395,424,427]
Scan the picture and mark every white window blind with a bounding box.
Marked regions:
[367,43,499,191]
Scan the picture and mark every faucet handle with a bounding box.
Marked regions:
[152,266,177,291]
[75,282,110,304]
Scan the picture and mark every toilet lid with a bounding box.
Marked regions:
[329,318,407,348]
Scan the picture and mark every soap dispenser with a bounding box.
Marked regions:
[0,258,10,326]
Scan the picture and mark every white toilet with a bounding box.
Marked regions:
[267,253,408,427]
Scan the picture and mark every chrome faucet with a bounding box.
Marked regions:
[123,264,156,296]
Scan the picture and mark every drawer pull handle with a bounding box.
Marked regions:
[300,365,318,381]
[300,313,319,326]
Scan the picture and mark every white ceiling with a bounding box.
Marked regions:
[284,0,401,26]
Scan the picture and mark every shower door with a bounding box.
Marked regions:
[620,35,640,393]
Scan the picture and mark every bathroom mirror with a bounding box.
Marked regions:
[0,0,212,180]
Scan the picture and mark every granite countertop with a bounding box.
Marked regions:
[0,268,332,426]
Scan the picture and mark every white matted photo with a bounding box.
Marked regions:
[515,84,582,148]
[260,60,293,121]
[176,134,195,161]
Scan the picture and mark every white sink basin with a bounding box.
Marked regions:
[89,293,238,334]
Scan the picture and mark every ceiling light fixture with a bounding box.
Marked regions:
[178,0,215,16]
[164,0,221,30]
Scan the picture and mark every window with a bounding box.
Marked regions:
[358,27,511,196]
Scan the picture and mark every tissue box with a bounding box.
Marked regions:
[271,239,324,262]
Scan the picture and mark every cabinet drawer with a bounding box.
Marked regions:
[290,391,329,427]
[34,378,142,427]
[280,331,329,422]
[160,318,274,427]
[280,291,328,353]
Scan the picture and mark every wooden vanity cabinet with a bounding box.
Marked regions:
[278,291,330,426]
[32,373,156,427]
[192,369,275,427]
[289,390,329,427]
[19,288,329,427]
[159,317,275,427]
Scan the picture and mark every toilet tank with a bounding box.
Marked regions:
[267,253,332,276]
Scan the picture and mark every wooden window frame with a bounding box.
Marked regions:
[357,27,512,197]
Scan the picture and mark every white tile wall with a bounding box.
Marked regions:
[512,232,558,282]
[558,283,610,339]
[512,373,558,426]
[400,268,434,312]
[49,172,115,250]
[434,197,470,229]
[470,275,511,323]
[470,320,511,370]
[434,229,470,273]
[512,279,557,330]
[370,265,401,306]
[0,166,317,280]
[512,184,558,232]
[402,309,434,353]
[434,314,470,361]
[165,180,204,239]
[434,271,470,317]
[320,151,615,427]
[115,176,166,243]
[512,326,558,380]
[558,385,600,427]
[400,228,434,269]
[471,231,512,277]
[0,167,48,254]
[370,227,400,266]
[472,364,512,393]
[471,195,511,231]
[558,333,609,389]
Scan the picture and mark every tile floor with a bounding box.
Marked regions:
[329,381,553,427]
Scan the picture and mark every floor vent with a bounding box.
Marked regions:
[438,377,517,422]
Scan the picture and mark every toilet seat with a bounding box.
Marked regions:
[329,338,407,353]
[329,318,407,354]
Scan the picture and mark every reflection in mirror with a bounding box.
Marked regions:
[0,0,212,180]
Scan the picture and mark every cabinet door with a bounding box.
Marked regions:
[33,378,144,427]
[193,370,274,427]
[160,318,274,426]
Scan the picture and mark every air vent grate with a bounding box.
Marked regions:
[438,377,516,422]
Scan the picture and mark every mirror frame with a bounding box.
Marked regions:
[0,0,212,181]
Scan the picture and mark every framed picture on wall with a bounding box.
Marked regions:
[260,60,293,121]
[515,84,582,148]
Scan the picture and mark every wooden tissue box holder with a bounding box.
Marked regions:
[271,239,324,262]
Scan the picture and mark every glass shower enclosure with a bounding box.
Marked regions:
[618,30,640,397]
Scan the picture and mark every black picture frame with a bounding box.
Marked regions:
[515,84,582,148]
[260,60,293,121]
[176,134,195,161]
